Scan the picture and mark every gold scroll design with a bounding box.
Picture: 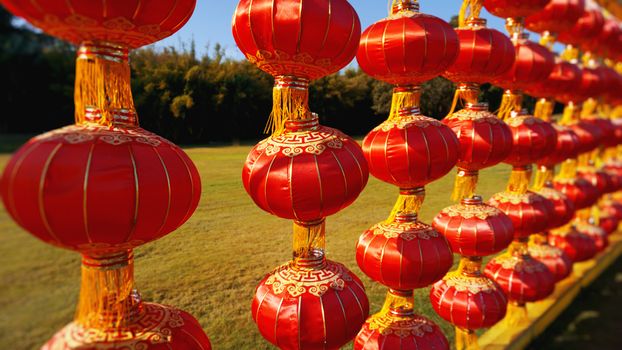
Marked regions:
[256,127,346,157]
[492,255,547,273]
[442,271,498,294]
[36,14,172,49]
[441,204,502,220]
[505,115,540,128]
[366,313,436,338]
[369,222,439,241]
[246,50,334,80]
[575,222,606,237]
[445,108,501,123]
[528,243,564,259]
[33,124,173,147]
[374,115,443,132]
[537,187,565,201]
[46,303,184,350]
[264,261,355,298]
[492,191,539,205]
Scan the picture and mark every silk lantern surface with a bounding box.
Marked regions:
[553,178,599,210]
[537,125,581,168]
[549,227,597,262]
[354,313,449,350]
[484,255,555,303]
[557,8,604,47]
[483,0,551,19]
[503,113,558,167]
[495,39,555,92]
[575,221,609,252]
[525,0,585,35]
[528,61,582,102]
[1,0,196,49]
[232,0,361,80]
[528,243,573,282]
[538,187,576,229]
[0,117,201,255]
[489,192,554,239]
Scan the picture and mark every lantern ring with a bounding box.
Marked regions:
[274,75,310,90]
[82,250,133,270]
[78,42,129,63]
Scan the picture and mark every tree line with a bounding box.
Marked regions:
[1,7,524,145]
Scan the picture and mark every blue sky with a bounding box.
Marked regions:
[157,0,512,59]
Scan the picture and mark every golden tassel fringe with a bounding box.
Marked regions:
[387,188,425,223]
[534,98,554,121]
[560,103,578,126]
[507,167,532,195]
[581,98,598,118]
[75,44,134,126]
[558,159,577,179]
[292,220,326,267]
[533,166,553,192]
[506,302,529,327]
[379,289,415,315]
[389,86,421,119]
[456,328,480,350]
[268,77,311,136]
[560,45,579,62]
[452,169,479,202]
[77,251,137,329]
[447,84,480,117]
[498,91,523,121]
[458,0,484,27]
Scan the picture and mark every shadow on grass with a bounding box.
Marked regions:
[529,256,622,350]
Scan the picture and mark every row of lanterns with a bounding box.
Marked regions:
[1,0,622,349]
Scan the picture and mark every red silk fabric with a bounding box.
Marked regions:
[0,125,201,255]
[586,19,622,59]
[444,26,515,84]
[242,126,368,222]
[232,0,361,80]
[529,244,573,282]
[484,256,555,303]
[570,119,604,154]
[537,187,576,230]
[578,167,615,195]
[503,115,558,167]
[553,178,599,210]
[603,163,622,192]
[528,61,582,102]
[430,275,507,330]
[525,0,585,35]
[537,125,580,167]
[595,66,622,106]
[549,228,597,262]
[252,260,369,350]
[489,192,554,239]
[558,9,604,47]
[362,113,460,188]
[483,0,551,19]
[443,107,513,171]
[602,200,622,221]
[356,220,453,290]
[357,12,459,85]
[599,213,619,235]
[433,202,514,257]
[43,303,212,350]
[1,0,196,48]
[495,39,555,91]
[575,222,609,252]
[354,314,449,350]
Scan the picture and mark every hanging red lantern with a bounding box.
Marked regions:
[503,112,558,167]
[525,0,585,35]
[549,227,597,262]
[553,178,600,209]
[489,191,555,239]
[538,186,576,229]
[356,213,453,291]
[536,125,581,168]
[528,241,573,282]
[483,0,551,19]
[588,19,622,59]
[433,196,514,257]
[578,166,616,195]
[601,199,622,222]
[569,116,604,154]
[575,221,609,252]
[1,0,196,49]
[599,212,619,235]
[527,61,582,102]
[362,107,459,190]
[557,8,604,47]
[495,38,556,92]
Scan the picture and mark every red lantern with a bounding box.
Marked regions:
[569,117,604,154]
[525,0,585,35]
[232,0,361,80]
[494,38,555,92]
[599,212,619,235]
[578,166,616,195]
[356,213,453,291]
[601,199,622,222]
[553,178,599,209]
[362,107,460,189]
[537,125,581,168]
[538,186,576,229]
[489,191,555,239]
[252,259,369,349]
[433,196,514,257]
[575,221,608,252]
[354,308,450,350]
[484,252,555,304]
[483,0,551,19]
[356,3,459,85]
[1,0,196,49]
[557,9,604,47]
[573,67,606,104]
[242,117,368,222]
[549,227,597,262]
[503,112,558,167]
[528,243,573,282]
[527,61,582,102]
[443,103,513,171]
[43,303,212,350]
[444,18,515,84]
[430,270,507,330]
[587,19,622,59]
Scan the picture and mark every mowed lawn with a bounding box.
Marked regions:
[0,144,511,349]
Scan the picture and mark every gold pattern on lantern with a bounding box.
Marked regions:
[33,125,169,147]
[445,108,501,123]
[366,314,437,338]
[264,261,357,298]
[441,204,501,219]
[491,191,538,205]
[369,222,439,240]
[442,271,498,294]
[255,128,346,157]
[375,115,442,132]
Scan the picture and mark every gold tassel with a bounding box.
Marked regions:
[456,328,480,350]
[387,187,425,223]
[292,220,326,267]
[498,90,523,121]
[75,42,134,126]
[447,83,480,117]
[560,45,579,62]
[458,0,484,28]
[560,103,578,126]
[268,76,311,136]
[581,98,598,118]
[505,302,529,327]
[533,166,554,192]
[77,250,138,329]
[507,166,532,194]
[389,86,421,119]
[557,159,577,179]
[534,98,555,122]
[452,169,479,202]
[380,289,415,315]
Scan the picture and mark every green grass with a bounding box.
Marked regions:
[0,144,511,350]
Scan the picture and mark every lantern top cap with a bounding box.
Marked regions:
[395,212,418,223]
[465,102,489,111]
[391,0,420,15]
[466,17,487,28]
[461,196,484,205]
[398,106,422,117]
